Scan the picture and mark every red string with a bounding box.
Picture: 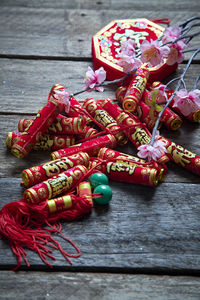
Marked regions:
[151,18,171,25]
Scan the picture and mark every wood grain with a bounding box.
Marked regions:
[0,59,199,114]
[0,7,199,59]
[0,271,200,300]
[0,0,200,292]
[1,0,200,10]
[0,178,200,272]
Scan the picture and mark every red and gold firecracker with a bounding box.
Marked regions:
[51,134,117,160]
[23,165,88,204]
[68,97,92,124]
[83,98,128,145]
[160,137,200,176]
[10,97,64,158]
[150,82,200,122]
[101,99,170,164]
[98,147,145,163]
[78,181,93,203]
[47,194,74,214]
[21,152,90,187]
[122,66,150,112]
[48,84,92,123]
[6,132,75,151]
[142,89,183,130]
[115,86,159,130]
[76,126,98,141]
[100,161,160,187]
[136,100,162,131]
[46,192,93,218]
[115,85,127,104]
[97,147,166,181]
[18,116,86,135]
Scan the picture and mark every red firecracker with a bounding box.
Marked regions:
[51,134,117,160]
[24,165,88,203]
[21,152,90,187]
[101,99,170,164]
[150,82,200,122]
[83,98,128,145]
[142,89,183,130]
[161,137,200,176]
[18,116,86,135]
[10,97,64,158]
[6,132,75,151]
[122,66,149,112]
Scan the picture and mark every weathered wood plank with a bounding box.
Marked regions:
[0,178,200,272]
[1,0,199,10]
[0,7,199,58]
[0,59,116,114]
[0,59,199,114]
[1,114,200,184]
[0,271,200,300]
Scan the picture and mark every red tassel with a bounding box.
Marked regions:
[0,193,92,270]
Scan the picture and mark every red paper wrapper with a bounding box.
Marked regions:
[99,161,159,187]
[24,165,88,203]
[83,98,128,145]
[136,100,161,131]
[101,99,170,164]
[116,85,127,104]
[18,116,86,135]
[76,126,98,141]
[68,97,92,124]
[51,134,117,160]
[6,132,75,151]
[11,98,64,158]
[161,137,200,176]
[97,147,166,181]
[122,66,149,112]
[92,18,178,83]
[142,89,183,130]
[98,147,145,163]
[150,82,200,122]
[22,152,90,187]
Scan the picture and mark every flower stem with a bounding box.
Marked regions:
[193,73,200,90]
[70,70,135,100]
[150,47,200,146]
[179,16,200,28]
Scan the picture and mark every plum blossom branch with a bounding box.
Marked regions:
[150,47,200,146]
[193,73,200,90]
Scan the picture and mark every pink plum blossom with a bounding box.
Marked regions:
[120,39,136,56]
[137,131,167,161]
[140,39,170,66]
[162,26,182,43]
[117,39,141,73]
[173,89,200,116]
[54,90,70,113]
[118,53,142,73]
[84,66,106,92]
[150,84,168,104]
[166,40,187,65]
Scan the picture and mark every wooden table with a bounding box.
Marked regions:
[0,1,200,299]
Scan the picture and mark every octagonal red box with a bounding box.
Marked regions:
[92,18,177,84]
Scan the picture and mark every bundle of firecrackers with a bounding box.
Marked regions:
[1,17,200,270]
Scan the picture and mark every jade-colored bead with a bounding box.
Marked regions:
[94,184,112,205]
[89,172,109,189]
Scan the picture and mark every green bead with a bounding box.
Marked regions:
[94,184,112,205]
[89,172,109,189]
